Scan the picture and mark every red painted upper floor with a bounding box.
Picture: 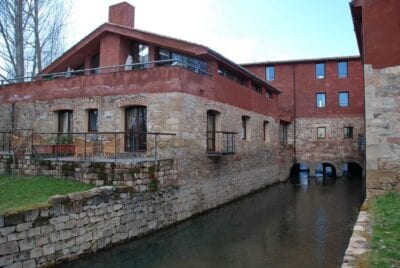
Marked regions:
[351,0,400,69]
[242,56,364,118]
[0,2,281,119]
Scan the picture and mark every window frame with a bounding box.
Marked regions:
[338,61,348,78]
[344,127,353,139]
[266,66,275,81]
[87,109,99,132]
[241,116,250,140]
[317,127,326,139]
[263,120,270,142]
[316,93,326,108]
[315,63,325,79]
[57,110,73,133]
[338,91,349,107]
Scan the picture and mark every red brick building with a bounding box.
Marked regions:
[243,57,365,176]
[351,0,400,196]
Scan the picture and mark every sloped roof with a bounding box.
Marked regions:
[41,23,280,93]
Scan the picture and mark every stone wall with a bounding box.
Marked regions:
[294,116,364,175]
[0,154,287,267]
[365,64,400,196]
[0,155,176,192]
[0,92,290,186]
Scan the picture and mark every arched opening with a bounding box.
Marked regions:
[290,163,310,187]
[316,163,336,177]
[342,162,363,177]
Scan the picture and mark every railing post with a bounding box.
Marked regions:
[131,128,135,161]
[84,132,87,161]
[56,133,59,161]
[155,134,158,161]
[114,132,117,163]
[31,131,34,157]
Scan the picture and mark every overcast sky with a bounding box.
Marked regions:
[66,0,359,64]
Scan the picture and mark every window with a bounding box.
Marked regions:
[241,116,250,140]
[280,123,288,148]
[207,110,220,152]
[88,109,98,132]
[316,93,326,108]
[266,91,273,99]
[339,92,349,107]
[263,121,270,142]
[317,127,326,139]
[344,127,353,139]
[58,110,73,133]
[158,48,208,75]
[338,61,348,78]
[266,66,275,81]
[316,63,325,79]
[218,65,247,86]
[125,106,147,152]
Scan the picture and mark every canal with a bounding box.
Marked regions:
[63,175,365,268]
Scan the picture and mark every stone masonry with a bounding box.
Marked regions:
[295,117,364,176]
[364,65,400,196]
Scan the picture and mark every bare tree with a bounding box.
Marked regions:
[0,0,71,82]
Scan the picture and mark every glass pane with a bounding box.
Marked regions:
[338,61,348,78]
[316,63,325,79]
[88,110,98,132]
[266,66,274,81]
[316,93,326,108]
[317,128,326,139]
[339,92,349,107]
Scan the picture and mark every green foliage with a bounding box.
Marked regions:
[0,175,93,213]
[370,193,400,268]
[59,135,73,144]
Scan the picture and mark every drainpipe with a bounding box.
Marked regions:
[11,102,16,130]
[293,64,297,164]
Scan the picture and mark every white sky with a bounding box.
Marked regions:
[67,0,359,64]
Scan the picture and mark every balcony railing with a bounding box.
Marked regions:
[206,131,237,156]
[0,59,211,85]
[1,130,176,163]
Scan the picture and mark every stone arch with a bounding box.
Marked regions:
[315,162,337,177]
[290,162,310,177]
[342,160,364,177]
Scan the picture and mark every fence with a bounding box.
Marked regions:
[1,130,176,162]
[206,131,237,155]
[0,59,211,85]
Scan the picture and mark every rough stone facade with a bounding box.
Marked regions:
[295,116,364,176]
[0,152,288,267]
[364,64,400,196]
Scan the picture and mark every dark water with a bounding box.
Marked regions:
[63,175,365,268]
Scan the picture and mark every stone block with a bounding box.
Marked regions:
[14,250,30,262]
[0,226,16,236]
[22,260,35,268]
[5,262,22,268]
[16,223,32,232]
[0,255,13,267]
[30,247,43,258]
[4,213,24,226]
[24,210,39,222]
[0,216,4,228]
[19,238,35,251]
[43,244,55,255]
[0,241,19,255]
[35,235,49,247]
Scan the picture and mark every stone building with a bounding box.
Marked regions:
[351,0,400,196]
[243,57,365,176]
[0,2,292,202]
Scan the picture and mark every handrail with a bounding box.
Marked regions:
[0,59,211,85]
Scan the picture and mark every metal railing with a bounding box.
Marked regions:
[206,131,237,155]
[0,129,33,155]
[0,59,211,85]
[29,131,176,162]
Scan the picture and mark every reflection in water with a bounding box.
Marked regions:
[63,177,365,268]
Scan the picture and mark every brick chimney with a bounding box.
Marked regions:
[109,2,135,28]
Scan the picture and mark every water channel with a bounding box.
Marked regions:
[63,175,365,268]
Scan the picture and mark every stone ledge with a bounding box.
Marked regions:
[341,202,372,268]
